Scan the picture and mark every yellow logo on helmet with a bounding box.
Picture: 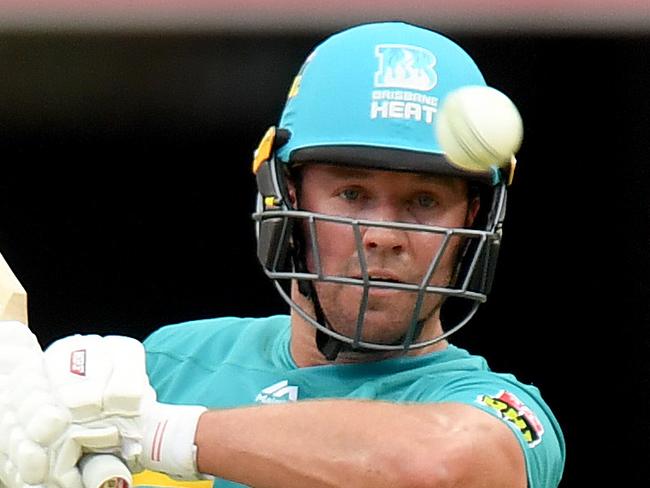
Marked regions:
[252,126,276,174]
[287,75,302,99]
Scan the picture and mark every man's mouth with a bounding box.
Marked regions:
[352,271,404,284]
[369,277,401,284]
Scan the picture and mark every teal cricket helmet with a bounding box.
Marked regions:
[253,22,511,359]
[276,21,495,183]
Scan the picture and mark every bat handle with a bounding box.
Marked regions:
[79,454,132,488]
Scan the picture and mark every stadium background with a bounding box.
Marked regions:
[0,1,647,485]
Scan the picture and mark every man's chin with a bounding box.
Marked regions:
[327,312,416,346]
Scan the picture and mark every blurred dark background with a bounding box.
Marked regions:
[0,2,647,486]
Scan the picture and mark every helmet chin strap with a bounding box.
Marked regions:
[316,329,345,361]
[290,179,347,360]
[293,245,344,360]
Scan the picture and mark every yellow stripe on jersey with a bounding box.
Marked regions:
[133,470,212,488]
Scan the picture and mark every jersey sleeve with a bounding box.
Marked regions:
[417,372,565,488]
[142,326,177,394]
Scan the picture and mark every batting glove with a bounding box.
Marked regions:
[0,321,76,488]
[43,334,208,481]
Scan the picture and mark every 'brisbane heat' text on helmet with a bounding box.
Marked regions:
[252,22,513,359]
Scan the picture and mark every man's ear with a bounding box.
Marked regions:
[465,195,481,227]
[283,164,306,209]
[286,179,297,207]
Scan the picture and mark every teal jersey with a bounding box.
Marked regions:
[144,315,565,488]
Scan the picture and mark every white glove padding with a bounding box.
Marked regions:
[43,334,207,480]
[0,322,78,488]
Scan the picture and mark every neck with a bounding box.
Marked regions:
[289,307,448,368]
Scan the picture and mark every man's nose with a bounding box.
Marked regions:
[363,227,405,254]
[360,206,408,254]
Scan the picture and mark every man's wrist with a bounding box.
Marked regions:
[141,403,207,480]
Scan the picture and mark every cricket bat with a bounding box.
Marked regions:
[0,251,132,488]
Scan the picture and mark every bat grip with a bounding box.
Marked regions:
[79,454,132,488]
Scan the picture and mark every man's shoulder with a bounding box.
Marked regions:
[144,314,289,361]
[410,347,565,487]
[412,345,544,401]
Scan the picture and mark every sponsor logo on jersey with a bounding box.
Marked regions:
[371,44,439,125]
[70,349,86,376]
[255,380,299,404]
[477,390,545,447]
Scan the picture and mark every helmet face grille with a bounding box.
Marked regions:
[253,188,506,351]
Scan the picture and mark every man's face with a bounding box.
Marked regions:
[293,163,479,345]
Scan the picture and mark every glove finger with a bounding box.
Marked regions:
[121,438,144,472]
[24,404,71,446]
[102,336,149,415]
[0,347,32,377]
[52,438,82,488]
[8,427,26,464]
[70,426,120,450]
[0,453,14,485]
[7,371,50,415]
[55,468,83,488]
[6,352,47,394]
[0,375,10,396]
[6,428,40,486]
[44,335,110,421]
[16,390,57,427]
[0,322,40,350]
[0,323,42,377]
[15,439,47,485]
[0,412,17,454]
[0,456,20,488]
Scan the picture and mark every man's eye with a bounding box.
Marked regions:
[340,189,360,201]
[416,194,437,208]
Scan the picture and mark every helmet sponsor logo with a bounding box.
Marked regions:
[374,44,437,91]
[371,44,439,125]
[370,91,438,124]
[477,390,545,447]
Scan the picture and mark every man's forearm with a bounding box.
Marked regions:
[194,399,524,488]
[195,399,440,488]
